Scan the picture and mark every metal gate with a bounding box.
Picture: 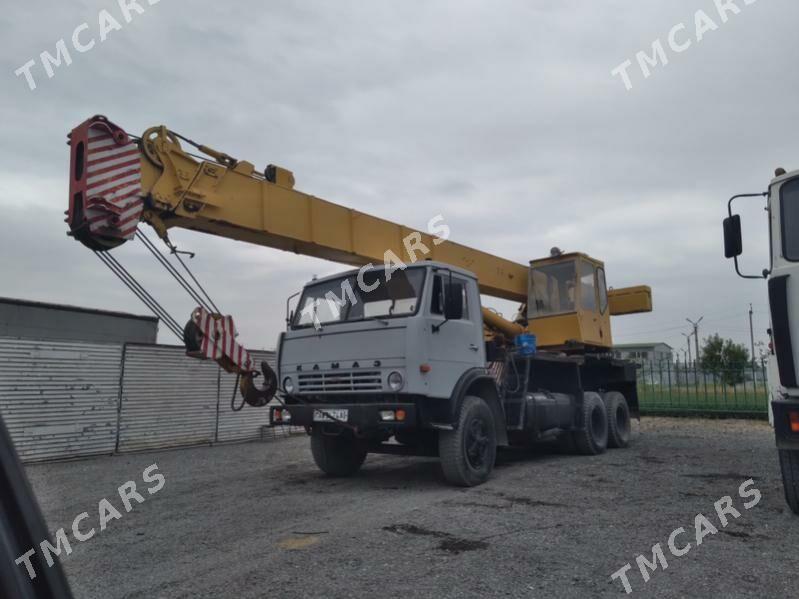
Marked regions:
[0,337,122,462]
[118,344,220,452]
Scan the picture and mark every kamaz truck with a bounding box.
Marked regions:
[269,258,643,485]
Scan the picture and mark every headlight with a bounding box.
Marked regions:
[283,376,295,394]
[387,371,404,391]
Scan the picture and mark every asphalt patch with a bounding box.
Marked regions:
[383,524,489,554]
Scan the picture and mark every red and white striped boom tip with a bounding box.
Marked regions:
[190,307,254,373]
[67,115,144,250]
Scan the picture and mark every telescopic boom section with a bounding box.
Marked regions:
[68,115,528,299]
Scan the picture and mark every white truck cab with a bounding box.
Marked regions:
[279,262,485,401]
[724,168,799,513]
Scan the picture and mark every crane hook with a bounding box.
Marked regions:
[239,362,278,407]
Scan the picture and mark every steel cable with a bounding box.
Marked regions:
[135,232,214,313]
[93,251,184,339]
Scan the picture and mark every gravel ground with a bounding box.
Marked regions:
[23,417,799,598]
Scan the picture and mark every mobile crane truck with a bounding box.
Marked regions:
[724,168,799,513]
[66,115,652,486]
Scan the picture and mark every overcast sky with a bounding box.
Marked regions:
[2,0,796,358]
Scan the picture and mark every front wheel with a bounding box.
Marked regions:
[439,395,497,487]
[310,433,368,477]
[778,449,799,515]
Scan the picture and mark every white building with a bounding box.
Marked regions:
[612,342,673,365]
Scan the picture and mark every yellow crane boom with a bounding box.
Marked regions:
[66,115,651,353]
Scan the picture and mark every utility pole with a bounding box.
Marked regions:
[682,332,692,366]
[686,316,703,367]
[749,303,756,365]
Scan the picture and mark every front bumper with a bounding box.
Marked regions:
[269,403,417,430]
[772,397,799,450]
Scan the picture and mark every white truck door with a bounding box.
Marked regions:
[769,176,799,395]
[425,272,485,398]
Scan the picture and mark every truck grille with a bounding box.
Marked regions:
[297,370,383,392]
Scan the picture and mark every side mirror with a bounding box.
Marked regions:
[723,214,743,258]
[285,291,300,325]
[444,282,464,320]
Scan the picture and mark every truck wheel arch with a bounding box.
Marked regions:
[449,368,508,446]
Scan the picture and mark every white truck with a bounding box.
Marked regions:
[724,168,799,514]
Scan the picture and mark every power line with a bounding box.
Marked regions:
[686,316,703,363]
[620,309,767,337]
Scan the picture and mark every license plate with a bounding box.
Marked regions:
[313,409,349,422]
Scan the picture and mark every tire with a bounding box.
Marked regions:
[572,392,608,455]
[439,395,497,487]
[604,391,631,449]
[310,433,367,477]
[778,449,799,515]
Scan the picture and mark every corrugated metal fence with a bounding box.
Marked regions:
[0,338,122,462]
[119,344,221,452]
[0,337,291,463]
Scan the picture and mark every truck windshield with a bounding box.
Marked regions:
[528,260,577,317]
[782,178,799,261]
[293,268,426,328]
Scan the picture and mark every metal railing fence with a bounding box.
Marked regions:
[635,359,769,418]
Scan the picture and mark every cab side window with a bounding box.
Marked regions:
[430,273,470,320]
[431,275,444,315]
[452,276,470,320]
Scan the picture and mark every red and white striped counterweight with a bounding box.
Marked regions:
[67,115,144,250]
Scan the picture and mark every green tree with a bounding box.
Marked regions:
[700,334,750,385]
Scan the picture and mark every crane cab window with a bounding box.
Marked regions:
[597,267,608,313]
[580,260,597,312]
[528,260,577,318]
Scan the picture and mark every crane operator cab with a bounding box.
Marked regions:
[528,252,611,350]
[527,251,653,352]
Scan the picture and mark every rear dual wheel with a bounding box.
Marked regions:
[603,391,632,449]
[571,391,632,454]
[572,392,609,455]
